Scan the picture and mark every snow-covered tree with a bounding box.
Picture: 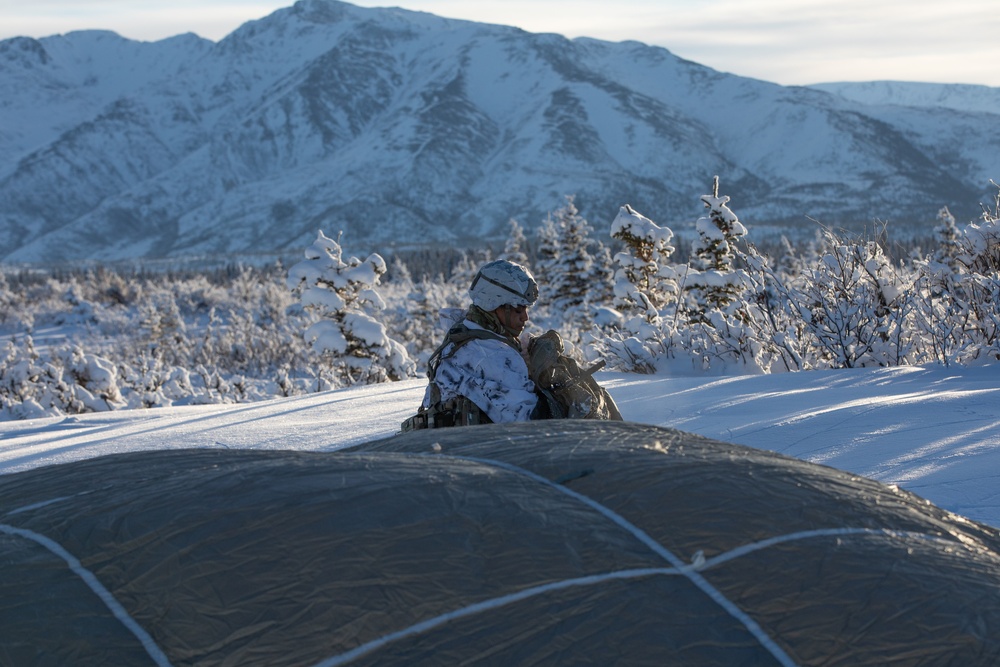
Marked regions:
[589,242,617,308]
[795,231,913,368]
[596,204,679,373]
[449,249,492,292]
[501,218,530,267]
[686,176,748,318]
[676,179,802,372]
[287,230,415,384]
[545,196,603,313]
[958,182,1000,274]
[0,337,57,419]
[695,242,809,373]
[388,275,462,368]
[138,294,189,364]
[915,184,1000,365]
[933,206,961,267]
[534,213,560,298]
[63,345,124,411]
[388,255,414,290]
[981,180,1000,224]
[0,337,124,419]
[609,204,678,322]
[911,258,974,366]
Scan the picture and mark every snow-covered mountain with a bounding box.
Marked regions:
[810,80,1000,115]
[1,0,998,264]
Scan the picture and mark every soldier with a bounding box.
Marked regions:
[401,259,621,431]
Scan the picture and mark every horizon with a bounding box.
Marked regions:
[2,0,998,88]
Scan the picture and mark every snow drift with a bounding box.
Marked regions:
[2,420,999,665]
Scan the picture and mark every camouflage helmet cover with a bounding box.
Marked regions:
[469,260,539,311]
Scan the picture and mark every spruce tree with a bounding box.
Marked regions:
[534,213,560,301]
[933,206,961,267]
[589,242,616,307]
[592,204,678,373]
[502,218,530,267]
[609,203,677,322]
[688,176,748,318]
[548,196,598,312]
[287,230,415,384]
[450,248,492,292]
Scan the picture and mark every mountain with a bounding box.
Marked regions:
[810,80,1000,115]
[1,0,998,265]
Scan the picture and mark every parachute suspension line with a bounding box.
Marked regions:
[702,527,978,570]
[310,567,680,667]
[448,455,801,667]
[315,452,870,667]
[318,526,950,667]
[0,523,174,667]
[5,493,86,516]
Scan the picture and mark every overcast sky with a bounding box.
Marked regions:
[3,0,998,87]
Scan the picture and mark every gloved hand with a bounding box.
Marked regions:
[526,330,563,385]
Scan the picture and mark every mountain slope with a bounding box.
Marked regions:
[1,0,998,264]
[811,80,1000,115]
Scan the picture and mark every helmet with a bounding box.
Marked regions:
[469,260,538,311]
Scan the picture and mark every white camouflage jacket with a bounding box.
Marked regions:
[421,317,538,423]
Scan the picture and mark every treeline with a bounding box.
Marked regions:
[1,180,998,420]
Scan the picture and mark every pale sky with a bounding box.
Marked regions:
[2,0,998,87]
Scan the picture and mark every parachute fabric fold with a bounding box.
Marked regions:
[0,421,998,666]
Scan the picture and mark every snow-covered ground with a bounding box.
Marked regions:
[2,363,998,528]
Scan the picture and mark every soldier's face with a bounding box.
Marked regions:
[495,304,529,335]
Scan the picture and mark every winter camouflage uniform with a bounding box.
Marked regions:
[421,307,537,423]
[401,259,621,431]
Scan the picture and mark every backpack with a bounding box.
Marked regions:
[526,330,623,421]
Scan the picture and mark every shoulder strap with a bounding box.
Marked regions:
[426,322,517,381]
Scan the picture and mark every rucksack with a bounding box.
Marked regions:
[526,330,623,421]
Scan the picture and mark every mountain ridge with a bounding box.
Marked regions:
[1,0,997,264]
[809,80,1000,115]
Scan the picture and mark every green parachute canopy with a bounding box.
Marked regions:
[2,421,999,666]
